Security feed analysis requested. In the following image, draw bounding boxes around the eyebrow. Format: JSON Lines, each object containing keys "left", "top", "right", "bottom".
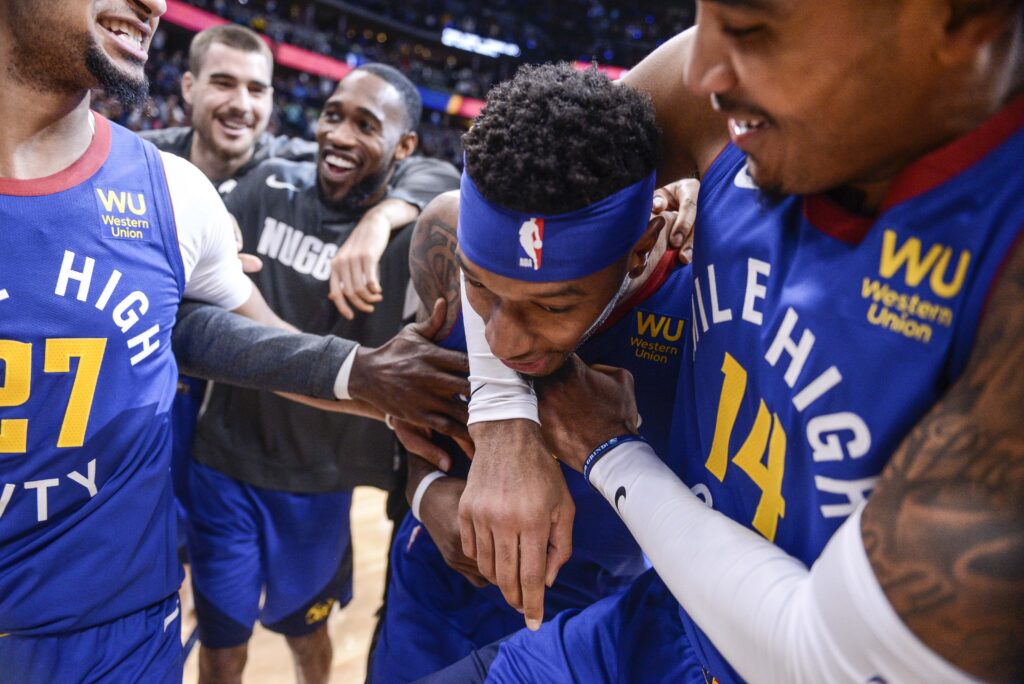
{"left": 322, "top": 100, "right": 385, "bottom": 128}
{"left": 457, "top": 252, "right": 587, "bottom": 298}
{"left": 207, "top": 72, "right": 270, "bottom": 89}
{"left": 356, "top": 106, "right": 384, "bottom": 128}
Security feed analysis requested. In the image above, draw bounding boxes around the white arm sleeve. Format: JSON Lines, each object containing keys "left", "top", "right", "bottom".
{"left": 161, "top": 151, "right": 253, "bottom": 310}
{"left": 460, "top": 271, "right": 539, "bottom": 424}
{"left": 589, "top": 442, "right": 980, "bottom": 684}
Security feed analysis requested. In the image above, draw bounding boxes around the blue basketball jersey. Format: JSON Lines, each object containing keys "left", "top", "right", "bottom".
{"left": 442, "top": 249, "right": 692, "bottom": 586}
{"left": 0, "top": 115, "right": 185, "bottom": 635}
{"left": 673, "top": 97, "right": 1024, "bottom": 681}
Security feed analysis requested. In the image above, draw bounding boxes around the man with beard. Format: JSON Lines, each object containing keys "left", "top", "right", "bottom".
{"left": 367, "top": 63, "right": 695, "bottom": 683}
{"left": 142, "top": 23, "right": 455, "bottom": 318}
{"left": 139, "top": 24, "right": 459, "bottom": 564}
{"left": 185, "top": 63, "right": 459, "bottom": 684}
{"left": 443, "top": 2, "right": 1024, "bottom": 683}
{"left": 0, "top": 2, "right": 467, "bottom": 681}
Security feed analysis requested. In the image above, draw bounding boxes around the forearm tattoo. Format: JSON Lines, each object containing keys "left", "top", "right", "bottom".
{"left": 862, "top": 238, "right": 1024, "bottom": 682}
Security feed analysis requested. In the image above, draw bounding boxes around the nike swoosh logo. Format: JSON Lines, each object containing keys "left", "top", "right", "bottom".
{"left": 614, "top": 486, "right": 627, "bottom": 512}
{"left": 734, "top": 163, "right": 758, "bottom": 190}
{"left": 266, "top": 174, "right": 299, "bottom": 192}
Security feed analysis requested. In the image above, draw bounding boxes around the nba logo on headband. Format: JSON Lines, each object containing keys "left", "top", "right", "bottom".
{"left": 518, "top": 218, "right": 544, "bottom": 270}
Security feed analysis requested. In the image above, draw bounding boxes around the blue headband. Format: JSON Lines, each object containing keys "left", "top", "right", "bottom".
{"left": 457, "top": 168, "right": 656, "bottom": 282}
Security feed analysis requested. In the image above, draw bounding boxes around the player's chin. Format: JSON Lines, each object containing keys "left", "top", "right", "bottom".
{"left": 746, "top": 155, "right": 796, "bottom": 198}
{"left": 212, "top": 131, "right": 256, "bottom": 157}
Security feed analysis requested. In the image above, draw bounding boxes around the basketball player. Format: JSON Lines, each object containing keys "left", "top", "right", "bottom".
{"left": 0, "top": 1, "right": 464, "bottom": 681}
{"left": 366, "top": 63, "right": 697, "bottom": 682}
{"left": 447, "top": 2, "right": 1024, "bottom": 682}
{"left": 185, "top": 64, "right": 458, "bottom": 684}
{"left": 142, "top": 23, "right": 454, "bottom": 318}
{"left": 142, "top": 23, "right": 459, "bottom": 571}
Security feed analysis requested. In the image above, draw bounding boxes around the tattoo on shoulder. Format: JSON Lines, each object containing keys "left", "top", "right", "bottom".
{"left": 862, "top": 236, "right": 1024, "bottom": 682}
{"left": 409, "top": 198, "right": 461, "bottom": 336}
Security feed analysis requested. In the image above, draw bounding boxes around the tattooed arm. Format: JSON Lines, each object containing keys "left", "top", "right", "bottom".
{"left": 408, "top": 190, "right": 463, "bottom": 333}
{"left": 521, "top": 241, "right": 1024, "bottom": 682}
{"left": 862, "top": 237, "right": 1024, "bottom": 681}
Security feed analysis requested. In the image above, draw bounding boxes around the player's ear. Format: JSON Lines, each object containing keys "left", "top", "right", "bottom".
{"left": 937, "top": 0, "right": 1018, "bottom": 66}
{"left": 181, "top": 71, "right": 195, "bottom": 106}
{"left": 393, "top": 131, "right": 419, "bottom": 162}
{"left": 628, "top": 214, "right": 666, "bottom": 278}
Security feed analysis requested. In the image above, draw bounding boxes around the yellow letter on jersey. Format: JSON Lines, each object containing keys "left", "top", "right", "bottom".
{"left": 0, "top": 341, "right": 31, "bottom": 453}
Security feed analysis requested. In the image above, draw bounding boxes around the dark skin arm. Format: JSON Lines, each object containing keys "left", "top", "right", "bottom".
{"left": 534, "top": 239, "right": 1024, "bottom": 681}
{"left": 459, "top": 26, "right": 728, "bottom": 629}
{"left": 621, "top": 27, "right": 729, "bottom": 185}
{"left": 861, "top": 238, "right": 1024, "bottom": 682}
{"left": 407, "top": 193, "right": 575, "bottom": 627}
{"left": 408, "top": 191, "right": 463, "bottom": 338}
{"left": 405, "top": 454, "right": 488, "bottom": 588}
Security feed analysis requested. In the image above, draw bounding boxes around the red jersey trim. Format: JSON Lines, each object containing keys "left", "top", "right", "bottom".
{"left": 804, "top": 94, "right": 1024, "bottom": 244}
{"left": 0, "top": 113, "right": 112, "bottom": 197}
{"left": 596, "top": 247, "right": 681, "bottom": 335}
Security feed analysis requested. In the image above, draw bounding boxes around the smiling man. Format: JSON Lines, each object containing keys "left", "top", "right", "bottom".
{"left": 0, "top": 0, "right": 270, "bottom": 681}
{"left": 142, "top": 24, "right": 451, "bottom": 318}
{"left": 367, "top": 63, "right": 695, "bottom": 683}
{"left": 139, "top": 24, "right": 460, "bottom": 576}
{"left": 447, "top": 2, "right": 1024, "bottom": 682}
{"left": 183, "top": 63, "right": 459, "bottom": 684}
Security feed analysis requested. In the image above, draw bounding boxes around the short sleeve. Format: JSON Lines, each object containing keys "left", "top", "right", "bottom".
{"left": 160, "top": 152, "right": 253, "bottom": 310}
{"left": 387, "top": 156, "right": 461, "bottom": 210}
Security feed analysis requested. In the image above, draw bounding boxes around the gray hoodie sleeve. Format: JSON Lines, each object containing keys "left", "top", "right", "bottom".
{"left": 172, "top": 301, "right": 356, "bottom": 400}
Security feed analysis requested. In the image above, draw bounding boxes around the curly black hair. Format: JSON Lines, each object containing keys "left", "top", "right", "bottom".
{"left": 462, "top": 63, "right": 660, "bottom": 215}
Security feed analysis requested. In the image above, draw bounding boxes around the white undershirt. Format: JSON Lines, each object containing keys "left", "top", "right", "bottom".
{"left": 159, "top": 151, "right": 252, "bottom": 311}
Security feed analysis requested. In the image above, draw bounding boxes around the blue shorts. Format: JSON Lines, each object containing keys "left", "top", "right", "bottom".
{"left": 171, "top": 375, "right": 206, "bottom": 554}
{"left": 370, "top": 512, "right": 639, "bottom": 683}
{"left": 183, "top": 460, "right": 353, "bottom": 649}
{"left": 419, "top": 569, "right": 706, "bottom": 684}
{"left": 0, "top": 594, "right": 182, "bottom": 684}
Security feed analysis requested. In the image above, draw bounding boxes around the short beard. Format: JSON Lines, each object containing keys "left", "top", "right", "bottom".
{"left": 85, "top": 44, "right": 148, "bottom": 108}
{"left": 335, "top": 164, "right": 392, "bottom": 213}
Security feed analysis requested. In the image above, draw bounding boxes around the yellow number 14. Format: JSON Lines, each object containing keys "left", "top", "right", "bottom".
{"left": 706, "top": 352, "right": 787, "bottom": 542}
{"left": 0, "top": 338, "right": 107, "bottom": 453}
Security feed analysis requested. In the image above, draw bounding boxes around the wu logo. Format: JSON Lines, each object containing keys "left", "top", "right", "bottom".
{"left": 95, "top": 189, "right": 147, "bottom": 216}
{"left": 706, "top": 352, "right": 787, "bottom": 541}
{"left": 636, "top": 312, "right": 685, "bottom": 342}
{"left": 879, "top": 229, "right": 971, "bottom": 299}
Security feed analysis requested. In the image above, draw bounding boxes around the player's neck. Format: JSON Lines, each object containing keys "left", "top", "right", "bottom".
{"left": 837, "top": 67, "right": 1024, "bottom": 216}
{"left": 188, "top": 135, "right": 253, "bottom": 182}
{"left": 0, "top": 79, "right": 93, "bottom": 181}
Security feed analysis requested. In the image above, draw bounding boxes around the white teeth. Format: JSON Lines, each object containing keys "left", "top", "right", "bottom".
{"left": 729, "top": 118, "right": 767, "bottom": 137}
{"left": 325, "top": 155, "right": 356, "bottom": 170}
{"left": 99, "top": 18, "right": 143, "bottom": 49}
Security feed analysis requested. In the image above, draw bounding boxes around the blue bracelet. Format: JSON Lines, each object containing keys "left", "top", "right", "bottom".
{"left": 582, "top": 434, "right": 646, "bottom": 487}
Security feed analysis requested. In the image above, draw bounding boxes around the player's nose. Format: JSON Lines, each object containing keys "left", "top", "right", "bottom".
{"left": 685, "top": 22, "right": 738, "bottom": 98}
{"left": 129, "top": 0, "right": 167, "bottom": 21}
{"left": 484, "top": 306, "right": 535, "bottom": 362}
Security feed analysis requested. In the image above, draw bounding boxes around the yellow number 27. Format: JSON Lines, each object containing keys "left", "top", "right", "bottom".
{"left": 0, "top": 338, "right": 107, "bottom": 453}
